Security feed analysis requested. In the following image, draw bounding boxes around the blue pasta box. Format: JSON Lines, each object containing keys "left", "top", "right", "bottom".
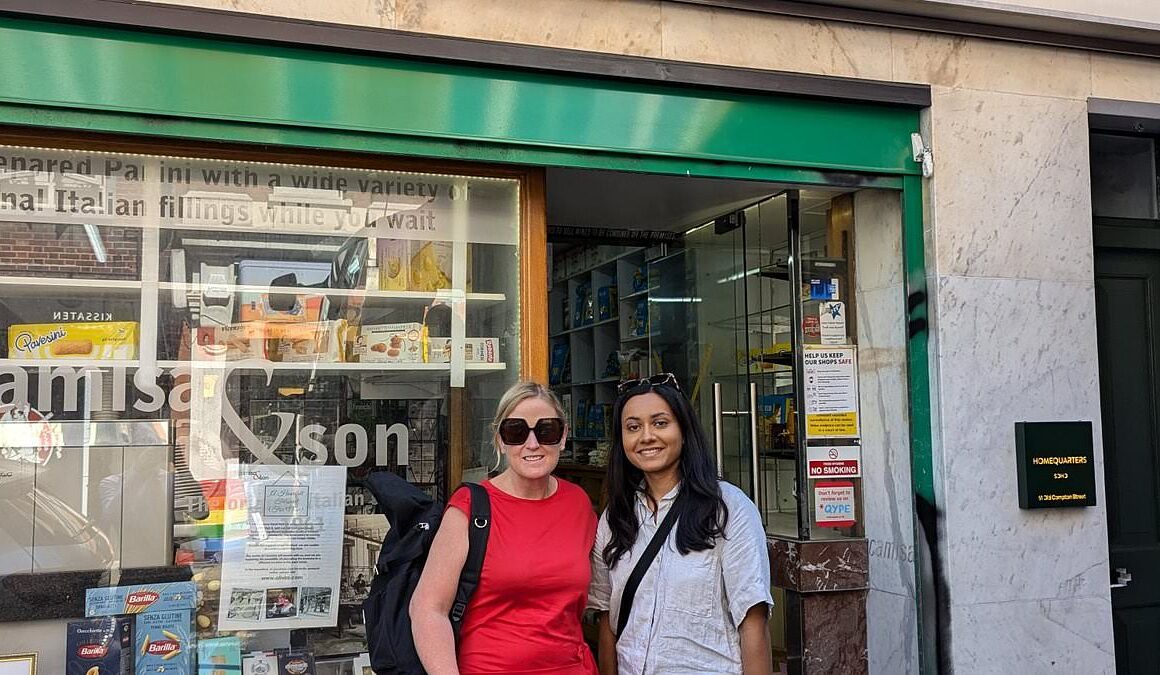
{"left": 596, "top": 286, "right": 617, "bottom": 321}
{"left": 66, "top": 616, "right": 135, "bottom": 675}
{"left": 136, "top": 608, "right": 194, "bottom": 674}
{"left": 86, "top": 582, "right": 197, "bottom": 675}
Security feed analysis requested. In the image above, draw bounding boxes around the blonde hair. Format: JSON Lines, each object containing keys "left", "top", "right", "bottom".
{"left": 490, "top": 381, "right": 567, "bottom": 469}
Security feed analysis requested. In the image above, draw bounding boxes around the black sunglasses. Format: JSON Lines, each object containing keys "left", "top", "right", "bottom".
{"left": 617, "top": 372, "right": 682, "bottom": 396}
{"left": 497, "top": 417, "right": 566, "bottom": 445}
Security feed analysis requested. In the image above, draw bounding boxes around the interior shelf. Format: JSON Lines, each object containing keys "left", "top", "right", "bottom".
{"left": 549, "top": 316, "right": 618, "bottom": 338}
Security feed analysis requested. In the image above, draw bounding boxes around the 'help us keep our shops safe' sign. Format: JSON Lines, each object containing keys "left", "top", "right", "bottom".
{"left": 802, "top": 347, "right": 859, "bottom": 439}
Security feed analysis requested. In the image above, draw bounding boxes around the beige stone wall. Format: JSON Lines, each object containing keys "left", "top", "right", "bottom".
{"left": 918, "top": 0, "right": 1160, "bottom": 27}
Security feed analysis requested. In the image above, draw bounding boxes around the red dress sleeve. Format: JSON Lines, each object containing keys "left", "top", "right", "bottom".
{"left": 446, "top": 485, "right": 472, "bottom": 516}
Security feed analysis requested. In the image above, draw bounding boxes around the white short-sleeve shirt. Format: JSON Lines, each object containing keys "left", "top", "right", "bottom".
{"left": 588, "top": 481, "right": 773, "bottom": 675}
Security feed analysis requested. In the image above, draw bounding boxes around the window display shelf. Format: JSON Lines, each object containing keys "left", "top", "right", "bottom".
{"left": 0, "top": 275, "right": 143, "bottom": 294}
{"left": 157, "top": 360, "right": 507, "bottom": 373}
{"left": 156, "top": 281, "right": 506, "bottom": 304}
{"left": 0, "top": 358, "right": 143, "bottom": 369}
{"left": 0, "top": 358, "right": 506, "bottom": 373}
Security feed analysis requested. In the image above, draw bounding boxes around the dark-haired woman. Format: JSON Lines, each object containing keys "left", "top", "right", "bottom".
{"left": 589, "top": 374, "right": 773, "bottom": 675}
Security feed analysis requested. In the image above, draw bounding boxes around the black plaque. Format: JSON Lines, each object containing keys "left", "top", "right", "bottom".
{"left": 1015, "top": 421, "right": 1096, "bottom": 509}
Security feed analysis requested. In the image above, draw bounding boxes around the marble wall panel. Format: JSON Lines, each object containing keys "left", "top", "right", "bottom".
{"left": 927, "top": 88, "right": 1094, "bottom": 283}
{"left": 853, "top": 190, "right": 904, "bottom": 292}
{"left": 867, "top": 589, "right": 920, "bottom": 675}
{"left": 949, "top": 596, "right": 1115, "bottom": 674}
{"left": 932, "top": 275, "right": 1110, "bottom": 606}
{"left": 395, "top": 0, "right": 663, "bottom": 57}
{"left": 892, "top": 31, "right": 1091, "bottom": 99}
{"left": 857, "top": 285, "right": 914, "bottom": 599}
{"left": 148, "top": 0, "right": 394, "bottom": 28}
{"left": 1091, "top": 53, "right": 1160, "bottom": 105}
{"left": 659, "top": 3, "right": 893, "bottom": 80}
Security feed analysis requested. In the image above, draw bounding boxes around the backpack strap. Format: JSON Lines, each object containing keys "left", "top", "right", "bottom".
{"left": 615, "top": 497, "right": 682, "bottom": 640}
{"left": 450, "top": 482, "right": 491, "bottom": 635}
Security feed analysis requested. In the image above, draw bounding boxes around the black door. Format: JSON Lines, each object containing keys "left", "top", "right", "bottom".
{"left": 1096, "top": 247, "right": 1160, "bottom": 674}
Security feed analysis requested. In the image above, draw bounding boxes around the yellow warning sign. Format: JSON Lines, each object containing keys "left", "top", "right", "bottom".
{"left": 806, "top": 412, "right": 859, "bottom": 438}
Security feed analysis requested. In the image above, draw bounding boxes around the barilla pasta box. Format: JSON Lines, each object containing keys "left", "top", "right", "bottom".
{"left": 9, "top": 321, "right": 138, "bottom": 360}
{"left": 86, "top": 582, "right": 197, "bottom": 675}
{"left": 136, "top": 609, "right": 194, "bottom": 674}
{"left": 66, "top": 616, "right": 135, "bottom": 675}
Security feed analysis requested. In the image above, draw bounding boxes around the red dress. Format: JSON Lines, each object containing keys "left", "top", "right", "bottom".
{"left": 447, "top": 478, "right": 599, "bottom": 675}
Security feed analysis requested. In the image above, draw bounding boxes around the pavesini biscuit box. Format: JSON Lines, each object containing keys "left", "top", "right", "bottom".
{"left": 8, "top": 321, "right": 139, "bottom": 359}
{"left": 66, "top": 616, "right": 135, "bottom": 675}
{"left": 86, "top": 582, "right": 197, "bottom": 675}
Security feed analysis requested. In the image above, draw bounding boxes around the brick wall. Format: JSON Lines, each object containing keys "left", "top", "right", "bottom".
{"left": 0, "top": 222, "right": 142, "bottom": 279}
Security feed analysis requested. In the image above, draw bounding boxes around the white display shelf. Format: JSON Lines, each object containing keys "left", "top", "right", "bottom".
{"left": 0, "top": 275, "right": 143, "bottom": 294}
{"left": 155, "top": 281, "right": 505, "bottom": 304}
{"left": 0, "top": 358, "right": 506, "bottom": 373}
{"left": 157, "top": 360, "right": 507, "bottom": 373}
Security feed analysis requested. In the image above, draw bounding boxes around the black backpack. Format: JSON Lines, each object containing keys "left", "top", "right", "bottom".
{"left": 363, "top": 471, "right": 491, "bottom": 675}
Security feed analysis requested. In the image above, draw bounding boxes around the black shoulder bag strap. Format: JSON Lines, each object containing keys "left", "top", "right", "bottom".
{"left": 450, "top": 482, "right": 491, "bottom": 636}
{"left": 615, "top": 498, "right": 682, "bottom": 639}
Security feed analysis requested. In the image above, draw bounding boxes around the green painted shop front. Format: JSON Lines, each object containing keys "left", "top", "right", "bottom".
{"left": 0, "top": 15, "right": 934, "bottom": 674}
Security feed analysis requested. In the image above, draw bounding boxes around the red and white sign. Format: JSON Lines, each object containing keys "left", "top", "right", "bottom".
{"left": 807, "top": 444, "right": 862, "bottom": 478}
{"left": 814, "top": 480, "right": 856, "bottom": 528}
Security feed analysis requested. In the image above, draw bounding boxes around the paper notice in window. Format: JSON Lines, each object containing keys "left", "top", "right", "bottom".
{"left": 802, "top": 346, "right": 859, "bottom": 438}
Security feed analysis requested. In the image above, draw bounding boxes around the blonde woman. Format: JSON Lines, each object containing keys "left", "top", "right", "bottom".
{"left": 411, "top": 381, "right": 599, "bottom": 675}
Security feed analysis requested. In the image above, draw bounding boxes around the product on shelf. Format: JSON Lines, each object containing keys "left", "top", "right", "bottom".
{"left": 575, "top": 400, "right": 589, "bottom": 437}
{"left": 630, "top": 298, "right": 648, "bottom": 337}
{"left": 268, "top": 320, "right": 350, "bottom": 363}
{"left": 631, "top": 264, "right": 649, "bottom": 293}
{"left": 425, "top": 337, "right": 499, "bottom": 364}
{"left": 352, "top": 322, "right": 424, "bottom": 363}
{"left": 377, "top": 239, "right": 410, "bottom": 291}
{"left": 199, "top": 262, "right": 236, "bottom": 328}
{"left": 8, "top": 321, "right": 139, "bottom": 359}
{"left": 67, "top": 616, "right": 135, "bottom": 675}
{"left": 197, "top": 636, "right": 242, "bottom": 674}
{"left": 410, "top": 241, "right": 452, "bottom": 292}
{"left": 277, "top": 650, "right": 318, "bottom": 675}
{"left": 194, "top": 323, "right": 269, "bottom": 361}
{"left": 237, "top": 259, "right": 332, "bottom": 323}
{"left": 85, "top": 582, "right": 197, "bottom": 675}
{"left": 597, "top": 285, "right": 617, "bottom": 321}
{"left": 549, "top": 342, "right": 570, "bottom": 385}
{"left": 587, "top": 404, "right": 605, "bottom": 440}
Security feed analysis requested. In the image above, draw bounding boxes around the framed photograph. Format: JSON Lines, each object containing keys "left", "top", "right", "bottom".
{"left": 0, "top": 653, "right": 36, "bottom": 675}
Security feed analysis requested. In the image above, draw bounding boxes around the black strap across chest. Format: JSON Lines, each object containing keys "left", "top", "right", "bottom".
{"left": 615, "top": 498, "right": 682, "bottom": 639}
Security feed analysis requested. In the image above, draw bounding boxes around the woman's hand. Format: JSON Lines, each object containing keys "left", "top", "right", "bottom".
{"left": 410, "top": 507, "right": 470, "bottom": 675}
{"left": 739, "top": 602, "right": 772, "bottom": 675}
{"left": 596, "top": 611, "right": 617, "bottom": 675}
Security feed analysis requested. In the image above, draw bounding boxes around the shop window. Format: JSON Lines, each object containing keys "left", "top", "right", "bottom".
{"left": 0, "top": 142, "right": 523, "bottom": 661}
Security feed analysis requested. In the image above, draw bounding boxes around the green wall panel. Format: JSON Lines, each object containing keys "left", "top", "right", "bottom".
{"left": 0, "top": 18, "right": 919, "bottom": 176}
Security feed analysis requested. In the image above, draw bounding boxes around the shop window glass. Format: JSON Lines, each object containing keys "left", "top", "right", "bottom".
{"left": 1091, "top": 133, "right": 1158, "bottom": 220}
{"left": 0, "top": 143, "right": 521, "bottom": 659}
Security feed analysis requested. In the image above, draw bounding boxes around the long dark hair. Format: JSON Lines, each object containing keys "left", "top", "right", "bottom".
{"left": 602, "top": 382, "right": 729, "bottom": 568}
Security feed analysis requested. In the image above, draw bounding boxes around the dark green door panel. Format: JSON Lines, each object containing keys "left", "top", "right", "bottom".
{"left": 1095, "top": 249, "right": 1160, "bottom": 674}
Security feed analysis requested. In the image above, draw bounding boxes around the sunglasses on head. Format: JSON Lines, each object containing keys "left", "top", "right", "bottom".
{"left": 617, "top": 372, "right": 682, "bottom": 396}
{"left": 497, "top": 417, "right": 566, "bottom": 445}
